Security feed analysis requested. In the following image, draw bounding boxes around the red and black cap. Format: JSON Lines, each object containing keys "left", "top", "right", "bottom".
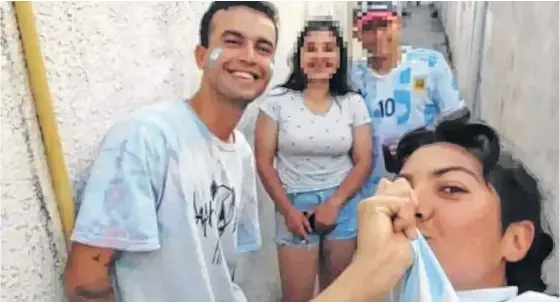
{"left": 355, "top": 1, "right": 398, "bottom": 29}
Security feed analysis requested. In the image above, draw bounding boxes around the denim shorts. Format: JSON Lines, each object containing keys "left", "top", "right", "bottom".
{"left": 275, "top": 187, "right": 362, "bottom": 247}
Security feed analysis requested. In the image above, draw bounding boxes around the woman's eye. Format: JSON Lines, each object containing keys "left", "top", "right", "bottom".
{"left": 441, "top": 186, "right": 467, "bottom": 194}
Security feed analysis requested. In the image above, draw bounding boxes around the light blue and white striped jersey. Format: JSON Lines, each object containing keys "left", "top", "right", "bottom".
{"left": 386, "top": 232, "right": 558, "bottom": 302}
{"left": 350, "top": 46, "right": 465, "bottom": 196}
{"left": 72, "top": 100, "right": 261, "bottom": 302}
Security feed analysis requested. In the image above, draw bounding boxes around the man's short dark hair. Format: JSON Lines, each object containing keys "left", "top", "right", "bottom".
{"left": 199, "top": 1, "right": 279, "bottom": 48}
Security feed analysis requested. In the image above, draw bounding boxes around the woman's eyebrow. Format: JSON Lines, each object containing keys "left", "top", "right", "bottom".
{"left": 397, "top": 166, "right": 481, "bottom": 184}
{"left": 432, "top": 166, "right": 481, "bottom": 182}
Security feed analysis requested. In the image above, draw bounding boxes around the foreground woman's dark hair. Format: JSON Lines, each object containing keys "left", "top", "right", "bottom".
{"left": 391, "top": 121, "right": 555, "bottom": 294}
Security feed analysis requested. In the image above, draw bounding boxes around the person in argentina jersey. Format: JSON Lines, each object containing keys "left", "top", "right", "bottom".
{"left": 63, "top": 2, "right": 278, "bottom": 302}
{"left": 349, "top": 1, "right": 468, "bottom": 196}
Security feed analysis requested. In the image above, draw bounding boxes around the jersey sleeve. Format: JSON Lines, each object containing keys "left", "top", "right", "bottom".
{"left": 71, "top": 120, "right": 168, "bottom": 252}
{"left": 235, "top": 137, "right": 262, "bottom": 253}
{"left": 348, "top": 60, "right": 367, "bottom": 94}
{"left": 348, "top": 93, "right": 372, "bottom": 126}
{"left": 432, "top": 52, "right": 466, "bottom": 114}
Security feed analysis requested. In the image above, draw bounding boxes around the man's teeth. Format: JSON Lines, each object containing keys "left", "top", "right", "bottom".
{"left": 231, "top": 71, "right": 254, "bottom": 80}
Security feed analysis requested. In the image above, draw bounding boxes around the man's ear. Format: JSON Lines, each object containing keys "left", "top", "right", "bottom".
{"left": 501, "top": 220, "right": 535, "bottom": 263}
{"left": 195, "top": 44, "right": 207, "bottom": 70}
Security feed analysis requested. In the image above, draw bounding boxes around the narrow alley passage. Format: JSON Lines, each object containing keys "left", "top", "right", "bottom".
{"left": 238, "top": 5, "right": 464, "bottom": 302}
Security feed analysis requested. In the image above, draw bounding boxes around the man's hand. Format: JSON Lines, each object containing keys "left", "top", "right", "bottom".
{"left": 355, "top": 178, "right": 417, "bottom": 270}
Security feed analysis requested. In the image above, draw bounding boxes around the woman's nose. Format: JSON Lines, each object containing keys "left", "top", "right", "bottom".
{"left": 414, "top": 186, "right": 435, "bottom": 223}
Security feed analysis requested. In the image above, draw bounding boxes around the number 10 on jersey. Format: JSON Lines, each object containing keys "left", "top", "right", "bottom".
{"left": 377, "top": 98, "right": 396, "bottom": 118}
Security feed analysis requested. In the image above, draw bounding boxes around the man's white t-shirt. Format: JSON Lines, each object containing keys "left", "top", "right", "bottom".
{"left": 72, "top": 100, "right": 261, "bottom": 302}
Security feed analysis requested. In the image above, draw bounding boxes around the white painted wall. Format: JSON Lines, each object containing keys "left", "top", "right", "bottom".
{"left": 438, "top": 2, "right": 559, "bottom": 294}
{"left": 1, "top": 2, "right": 350, "bottom": 301}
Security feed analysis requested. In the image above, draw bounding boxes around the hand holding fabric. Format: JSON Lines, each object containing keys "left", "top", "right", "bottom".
{"left": 355, "top": 178, "right": 417, "bottom": 270}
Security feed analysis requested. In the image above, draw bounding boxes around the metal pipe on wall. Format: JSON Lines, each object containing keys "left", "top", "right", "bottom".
{"left": 13, "top": 1, "right": 74, "bottom": 244}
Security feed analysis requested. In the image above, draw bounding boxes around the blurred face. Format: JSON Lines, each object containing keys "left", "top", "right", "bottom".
{"left": 358, "top": 17, "right": 400, "bottom": 59}
{"left": 300, "top": 30, "right": 340, "bottom": 81}
{"left": 398, "top": 143, "right": 533, "bottom": 290}
{"left": 195, "top": 6, "right": 276, "bottom": 105}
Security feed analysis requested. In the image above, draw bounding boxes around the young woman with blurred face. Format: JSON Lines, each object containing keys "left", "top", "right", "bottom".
{"left": 255, "top": 19, "right": 373, "bottom": 302}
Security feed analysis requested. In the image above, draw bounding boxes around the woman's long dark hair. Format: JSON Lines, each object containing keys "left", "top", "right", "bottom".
{"left": 276, "top": 18, "right": 356, "bottom": 96}
{"left": 392, "top": 121, "right": 555, "bottom": 294}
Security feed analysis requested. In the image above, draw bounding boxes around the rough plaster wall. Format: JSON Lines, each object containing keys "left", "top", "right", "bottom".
{"left": 439, "top": 2, "right": 559, "bottom": 294}
{"left": 1, "top": 2, "right": 349, "bottom": 301}
{"left": 437, "top": 1, "right": 484, "bottom": 110}
{"left": 1, "top": 2, "right": 68, "bottom": 301}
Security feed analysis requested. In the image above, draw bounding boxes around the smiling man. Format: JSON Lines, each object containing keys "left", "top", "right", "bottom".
{"left": 63, "top": 2, "right": 278, "bottom": 302}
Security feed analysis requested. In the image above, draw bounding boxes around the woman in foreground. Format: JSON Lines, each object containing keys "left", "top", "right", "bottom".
{"left": 313, "top": 120, "right": 556, "bottom": 302}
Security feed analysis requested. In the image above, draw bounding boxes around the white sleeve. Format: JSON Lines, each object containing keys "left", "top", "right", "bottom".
{"left": 431, "top": 51, "right": 465, "bottom": 115}
{"left": 259, "top": 88, "right": 287, "bottom": 122}
{"left": 347, "top": 93, "right": 372, "bottom": 126}
{"left": 235, "top": 136, "right": 261, "bottom": 253}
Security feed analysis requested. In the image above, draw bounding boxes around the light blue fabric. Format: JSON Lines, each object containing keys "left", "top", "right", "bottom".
{"left": 387, "top": 232, "right": 558, "bottom": 302}
{"left": 385, "top": 231, "right": 459, "bottom": 302}
{"left": 72, "top": 100, "right": 261, "bottom": 302}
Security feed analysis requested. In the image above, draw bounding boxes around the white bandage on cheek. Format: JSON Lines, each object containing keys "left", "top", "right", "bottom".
{"left": 208, "top": 47, "right": 222, "bottom": 67}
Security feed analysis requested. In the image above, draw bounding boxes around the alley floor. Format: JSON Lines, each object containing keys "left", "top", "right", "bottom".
{"left": 401, "top": 4, "right": 450, "bottom": 56}
{"left": 236, "top": 4, "right": 455, "bottom": 302}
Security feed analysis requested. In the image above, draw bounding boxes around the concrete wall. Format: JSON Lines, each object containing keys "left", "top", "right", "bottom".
{"left": 438, "top": 1, "right": 559, "bottom": 294}
{"left": 0, "top": 2, "right": 350, "bottom": 301}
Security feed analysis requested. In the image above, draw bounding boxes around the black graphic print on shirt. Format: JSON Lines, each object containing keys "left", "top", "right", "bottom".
{"left": 193, "top": 179, "right": 236, "bottom": 265}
